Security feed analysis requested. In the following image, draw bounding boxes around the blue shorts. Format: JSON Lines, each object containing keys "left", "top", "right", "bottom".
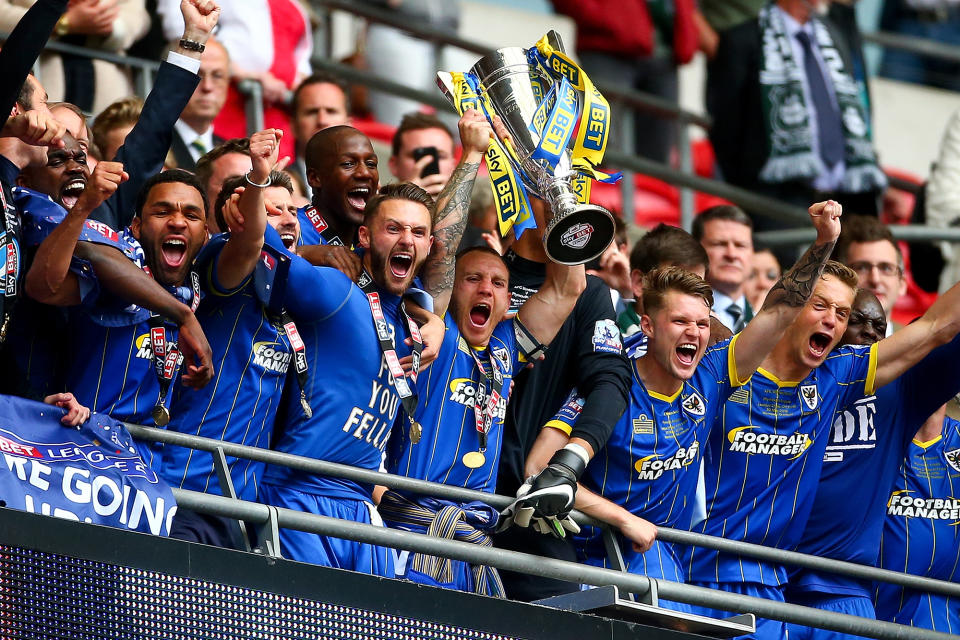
{"left": 258, "top": 484, "right": 395, "bottom": 578}
{"left": 581, "top": 539, "right": 692, "bottom": 613}
{"left": 687, "top": 581, "right": 786, "bottom": 640}
{"left": 785, "top": 592, "right": 875, "bottom": 640}
{"left": 876, "top": 588, "right": 960, "bottom": 634}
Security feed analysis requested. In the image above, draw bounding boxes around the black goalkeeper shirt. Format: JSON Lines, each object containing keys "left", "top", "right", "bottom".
{"left": 497, "top": 251, "right": 631, "bottom": 496}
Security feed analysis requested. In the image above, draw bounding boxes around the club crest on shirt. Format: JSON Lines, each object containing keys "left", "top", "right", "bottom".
{"left": 492, "top": 346, "right": 511, "bottom": 375}
{"left": 800, "top": 384, "right": 819, "bottom": 411}
{"left": 945, "top": 448, "right": 960, "bottom": 474}
{"left": 681, "top": 392, "right": 706, "bottom": 417}
{"left": 633, "top": 414, "right": 654, "bottom": 435}
{"left": 592, "top": 319, "right": 622, "bottom": 354}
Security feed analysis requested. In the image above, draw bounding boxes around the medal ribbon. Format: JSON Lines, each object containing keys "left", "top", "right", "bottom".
{"left": 146, "top": 269, "right": 199, "bottom": 423}
{"left": 303, "top": 205, "right": 346, "bottom": 247}
{"left": 280, "top": 312, "right": 313, "bottom": 419}
{"left": 468, "top": 348, "right": 502, "bottom": 454}
{"left": 0, "top": 182, "right": 21, "bottom": 342}
{"left": 357, "top": 268, "right": 424, "bottom": 424}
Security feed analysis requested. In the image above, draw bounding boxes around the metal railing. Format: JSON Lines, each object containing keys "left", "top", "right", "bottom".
{"left": 123, "top": 422, "right": 960, "bottom": 640}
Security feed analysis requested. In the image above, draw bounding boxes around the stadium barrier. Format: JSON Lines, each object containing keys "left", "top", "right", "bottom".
{"left": 122, "top": 422, "right": 960, "bottom": 640}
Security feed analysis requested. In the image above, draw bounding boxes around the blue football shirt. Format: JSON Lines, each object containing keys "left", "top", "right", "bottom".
{"left": 159, "top": 231, "right": 295, "bottom": 501}
{"left": 683, "top": 343, "right": 878, "bottom": 587}
{"left": 575, "top": 336, "right": 745, "bottom": 579}
{"left": 387, "top": 315, "right": 523, "bottom": 493}
{"left": 875, "top": 416, "right": 960, "bottom": 631}
{"left": 791, "top": 334, "right": 960, "bottom": 598}
{"left": 260, "top": 262, "right": 413, "bottom": 502}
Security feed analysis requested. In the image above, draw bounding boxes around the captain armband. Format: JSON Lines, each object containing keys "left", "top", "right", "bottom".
{"left": 514, "top": 316, "right": 547, "bottom": 362}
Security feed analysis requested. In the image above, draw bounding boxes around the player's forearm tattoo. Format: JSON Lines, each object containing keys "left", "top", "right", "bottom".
{"left": 763, "top": 240, "right": 835, "bottom": 309}
{"left": 424, "top": 161, "right": 480, "bottom": 298}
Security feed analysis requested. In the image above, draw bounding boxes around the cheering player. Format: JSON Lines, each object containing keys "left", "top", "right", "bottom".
{"left": 377, "top": 109, "right": 587, "bottom": 596}
{"left": 786, "top": 288, "right": 960, "bottom": 640}
{"left": 25, "top": 166, "right": 213, "bottom": 431}
{"left": 682, "top": 222, "right": 960, "bottom": 639}
{"left": 553, "top": 202, "right": 842, "bottom": 609}
{"left": 158, "top": 129, "right": 304, "bottom": 545}
{"left": 258, "top": 181, "right": 443, "bottom": 577}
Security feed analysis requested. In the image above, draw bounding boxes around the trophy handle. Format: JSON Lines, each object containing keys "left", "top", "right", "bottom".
{"left": 545, "top": 30, "right": 566, "bottom": 54}
{"left": 436, "top": 71, "right": 457, "bottom": 107}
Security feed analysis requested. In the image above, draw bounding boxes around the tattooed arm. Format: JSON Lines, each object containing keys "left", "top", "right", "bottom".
{"left": 421, "top": 109, "right": 492, "bottom": 317}
{"left": 733, "top": 200, "right": 842, "bottom": 381}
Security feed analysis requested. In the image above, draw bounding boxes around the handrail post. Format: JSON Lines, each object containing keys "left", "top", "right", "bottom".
{"left": 134, "top": 65, "right": 153, "bottom": 101}
{"left": 238, "top": 79, "right": 265, "bottom": 135}
{"left": 677, "top": 120, "right": 695, "bottom": 232}
{"left": 618, "top": 101, "right": 636, "bottom": 233}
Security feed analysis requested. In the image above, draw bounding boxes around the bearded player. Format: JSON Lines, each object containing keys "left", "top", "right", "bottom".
{"left": 258, "top": 182, "right": 443, "bottom": 577}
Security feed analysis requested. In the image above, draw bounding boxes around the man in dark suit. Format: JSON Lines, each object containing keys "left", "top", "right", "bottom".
{"left": 169, "top": 37, "right": 229, "bottom": 172}
{"left": 87, "top": 1, "right": 216, "bottom": 232}
{"left": 706, "top": 0, "right": 886, "bottom": 232}
{"left": 693, "top": 205, "right": 755, "bottom": 332}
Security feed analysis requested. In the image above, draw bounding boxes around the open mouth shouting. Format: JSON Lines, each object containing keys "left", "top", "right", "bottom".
{"left": 278, "top": 230, "right": 297, "bottom": 250}
{"left": 161, "top": 236, "right": 188, "bottom": 271}
{"left": 345, "top": 186, "right": 372, "bottom": 214}
{"left": 389, "top": 251, "right": 413, "bottom": 279}
{"left": 808, "top": 331, "right": 832, "bottom": 359}
{"left": 676, "top": 342, "right": 698, "bottom": 366}
{"left": 469, "top": 302, "right": 491, "bottom": 329}
{"left": 60, "top": 176, "right": 87, "bottom": 210}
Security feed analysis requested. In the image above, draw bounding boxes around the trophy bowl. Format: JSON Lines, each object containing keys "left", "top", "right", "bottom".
{"left": 440, "top": 44, "right": 616, "bottom": 265}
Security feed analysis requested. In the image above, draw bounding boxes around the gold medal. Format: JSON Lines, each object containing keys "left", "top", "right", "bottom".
{"left": 151, "top": 404, "right": 170, "bottom": 427}
{"left": 462, "top": 451, "right": 486, "bottom": 469}
{"left": 410, "top": 421, "right": 422, "bottom": 444}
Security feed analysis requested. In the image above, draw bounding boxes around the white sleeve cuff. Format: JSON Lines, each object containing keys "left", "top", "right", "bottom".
{"left": 166, "top": 50, "right": 201, "bottom": 75}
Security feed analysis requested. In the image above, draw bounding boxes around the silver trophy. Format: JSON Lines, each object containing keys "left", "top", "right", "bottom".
{"left": 437, "top": 32, "right": 615, "bottom": 265}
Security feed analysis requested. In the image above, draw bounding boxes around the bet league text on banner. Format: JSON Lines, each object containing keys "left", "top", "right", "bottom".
{"left": 0, "top": 395, "right": 176, "bottom": 536}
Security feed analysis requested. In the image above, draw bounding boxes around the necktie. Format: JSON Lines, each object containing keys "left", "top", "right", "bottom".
{"left": 726, "top": 302, "right": 744, "bottom": 333}
{"left": 795, "top": 30, "right": 845, "bottom": 167}
{"left": 190, "top": 138, "right": 208, "bottom": 156}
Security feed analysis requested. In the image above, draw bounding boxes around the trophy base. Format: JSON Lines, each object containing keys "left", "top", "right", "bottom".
{"left": 543, "top": 205, "right": 616, "bottom": 265}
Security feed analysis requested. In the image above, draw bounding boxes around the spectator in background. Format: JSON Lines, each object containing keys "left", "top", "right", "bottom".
{"left": 833, "top": 215, "right": 906, "bottom": 335}
{"left": 157, "top": 0, "right": 312, "bottom": 161}
{"left": 194, "top": 137, "right": 250, "bottom": 234}
{"left": 290, "top": 72, "right": 351, "bottom": 199}
{"left": 879, "top": 0, "right": 960, "bottom": 93}
{"left": 551, "top": 0, "right": 697, "bottom": 164}
{"left": 693, "top": 205, "right": 755, "bottom": 333}
{"left": 388, "top": 112, "right": 456, "bottom": 199}
{"left": 695, "top": 0, "right": 763, "bottom": 58}
{"left": 169, "top": 37, "right": 229, "bottom": 171}
{"left": 0, "top": 0, "right": 150, "bottom": 114}
{"left": 357, "top": 0, "right": 462, "bottom": 126}
{"left": 706, "top": 0, "right": 886, "bottom": 231}
{"left": 925, "top": 108, "right": 960, "bottom": 293}
{"left": 92, "top": 96, "right": 143, "bottom": 161}
{"left": 746, "top": 247, "right": 781, "bottom": 311}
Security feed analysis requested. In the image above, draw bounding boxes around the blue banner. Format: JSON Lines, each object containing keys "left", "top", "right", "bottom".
{"left": 0, "top": 395, "right": 176, "bottom": 536}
